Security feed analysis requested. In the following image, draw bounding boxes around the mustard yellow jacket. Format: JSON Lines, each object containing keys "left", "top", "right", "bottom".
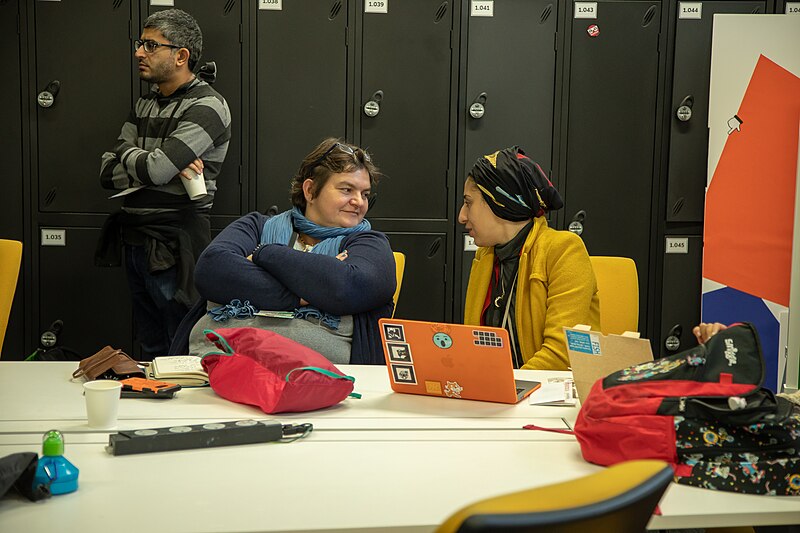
{"left": 464, "top": 217, "right": 600, "bottom": 370}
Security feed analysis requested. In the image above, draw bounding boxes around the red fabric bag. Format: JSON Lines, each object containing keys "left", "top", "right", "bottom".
{"left": 201, "top": 327, "right": 357, "bottom": 414}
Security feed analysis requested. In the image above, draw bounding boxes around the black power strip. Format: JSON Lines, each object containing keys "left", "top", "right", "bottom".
{"left": 106, "top": 420, "right": 285, "bottom": 456}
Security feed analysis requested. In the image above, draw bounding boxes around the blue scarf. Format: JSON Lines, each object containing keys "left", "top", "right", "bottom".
{"left": 258, "top": 207, "right": 371, "bottom": 328}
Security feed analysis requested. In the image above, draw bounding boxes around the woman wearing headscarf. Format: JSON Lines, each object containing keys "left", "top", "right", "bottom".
{"left": 459, "top": 146, "right": 600, "bottom": 370}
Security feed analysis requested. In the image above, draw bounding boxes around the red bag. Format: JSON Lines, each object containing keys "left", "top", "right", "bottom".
{"left": 201, "top": 327, "right": 357, "bottom": 414}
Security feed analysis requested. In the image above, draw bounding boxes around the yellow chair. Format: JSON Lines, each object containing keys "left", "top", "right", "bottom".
{"left": 437, "top": 460, "right": 673, "bottom": 533}
{"left": 391, "top": 252, "right": 405, "bottom": 318}
{"left": 0, "top": 239, "right": 23, "bottom": 356}
{"left": 589, "top": 256, "right": 639, "bottom": 335}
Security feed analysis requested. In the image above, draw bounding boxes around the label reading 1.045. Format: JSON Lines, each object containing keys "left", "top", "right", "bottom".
{"left": 666, "top": 237, "right": 688, "bottom": 254}
{"left": 679, "top": 2, "right": 702, "bottom": 19}
{"left": 365, "top": 0, "right": 388, "bottom": 13}
{"left": 41, "top": 229, "right": 66, "bottom": 247}
{"left": 574, "top": 2, "right": 597, "bottom": 19}
{"left": 471, "top": 0, "right": 494, "bottom": 17}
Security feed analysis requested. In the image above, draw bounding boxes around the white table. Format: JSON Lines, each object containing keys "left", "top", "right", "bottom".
{"left": 1, "top": 362, "right": 799, "bottom": 531}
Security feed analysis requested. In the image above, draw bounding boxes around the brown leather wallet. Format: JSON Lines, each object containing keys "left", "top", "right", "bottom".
{"left": 72, "top": 346, "right": 145, "bottom": 381}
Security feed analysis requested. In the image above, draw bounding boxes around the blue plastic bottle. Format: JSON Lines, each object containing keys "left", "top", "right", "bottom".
{"left": 32, "top": 430, "right": 79, "bottom": 495}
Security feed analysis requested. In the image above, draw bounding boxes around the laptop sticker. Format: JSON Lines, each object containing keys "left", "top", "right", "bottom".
{"left": 566, "top": 330, "right": 602, "bottom": 355}
{"left": 444, "top": 381, "right": 463, "bottom": 398}
{"left": 425, "top": 381, "right": 443, "bottom": 395}
{"left": 432, "top": 333, "right": 453, "bottom": 349}
{"left": 383, "top": 323, "right": 405, "bottom": 342}
{"left": 387, "top": 343, "right": 413, "bottom": 363}
{"left": 472, "top": 330, "right": 503, "bottom": 347}
{"left": 391, "top": 364, "right": 417, "bottom": 384}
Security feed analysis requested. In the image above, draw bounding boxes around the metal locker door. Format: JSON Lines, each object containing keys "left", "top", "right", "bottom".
{"left": 383, "top": 233, "right": 448, "bottom": 322}
{"left": 149, "top": 0, "right": 245, "bottom": 217}
{"left": 1, "top": 0, "right": 25, "bottom": 359}
{"left": 38, "top": 227, "right": 133, "bottom": 356}
{"left": 464, "top": 0, "right": 558, "bottom": 175}
{"left": 666, "top": 1, "right": 765, "bottom": 222}
{"left": 255, "top": 0, "right": 349, "bottom": 213}
{"left": 359, "top": 0, "right": 453, "bottom": 220}
{"left": 659, "top": 235, "right": 702, "bottom": 356}
{"left": 562, "top": 1, "right": 661, "bottom": 330}
{"left": 34, "top": 1, "right": 133, "bottom": 214}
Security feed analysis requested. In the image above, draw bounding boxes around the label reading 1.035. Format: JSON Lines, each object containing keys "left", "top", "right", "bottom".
{"left": 679, "top": 2, "right": 702, "bottom": 19}
{"left": 574, "top": 2, "right": 597, "bottom": 19}
{"left": 471, "top": 0, "right": 494, "bottom": 17}
{"left": 365, "top": 0, "right": 388, "bottom": 13}
{"left": 41, "top": 229, "right": 66, "bottom": 247}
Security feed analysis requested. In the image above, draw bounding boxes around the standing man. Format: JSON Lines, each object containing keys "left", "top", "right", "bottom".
{"left": 99, "top": 9, "right": 231, "bottom": 360}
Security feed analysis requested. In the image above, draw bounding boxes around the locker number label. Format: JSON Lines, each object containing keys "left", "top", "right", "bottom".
{"left": 464, "top": 235, "right": 478, "bottom": 252}
{"left": 41, "top": 229, "right": 66, "bottom": 247}
{"left": 574, "top": 2, "right": 597, "bottom": 19}
{"left": 471, "top": 1, "right": 494, "bottom": 17}
{"left": 365, "top": 0, "right": 388, "bottom": 14}
{"left": 150, "top": 0, "right": 175, "bottom": 6}
{"left": 786, "top": 2, "right": 800, "bottom": 14}
{"left": 259, "top": 0, "right": 282, "bottom": 10}
{"left": 666, "top": 237, "right": 688, "bottom": 254}
{"left": 678, "top": 2, "right": 702, "bottom": 19}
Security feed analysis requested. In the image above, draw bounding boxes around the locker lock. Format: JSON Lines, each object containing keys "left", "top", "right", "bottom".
{"left": 469, "top": 92, "right": 487, "bottom": 119}
{"left": 363, "top": 90, "right": 383, "bottom": 118}
{"left": 676, "top": 95, "right": 694, "bottom": 122}
{"left": 568, "top": 210, "right": 586, "bottom": 236}
{"left": 37, "top": 80, "right": 61, "bottom": 109}
{"left": 665, "top": 324, "right": 683, "bottom": 352}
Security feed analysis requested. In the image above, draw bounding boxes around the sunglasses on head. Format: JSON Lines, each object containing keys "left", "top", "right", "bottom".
{"left": 313, "top": 142, "right": 371, "bottom": 168}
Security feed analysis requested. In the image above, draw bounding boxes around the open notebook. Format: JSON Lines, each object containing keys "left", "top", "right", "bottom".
{"left": 378, "top": 318, "right": 540, "bottom": 404}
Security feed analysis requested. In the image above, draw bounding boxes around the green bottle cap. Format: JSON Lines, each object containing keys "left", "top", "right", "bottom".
{"left": 42, "top": 430, "right": 64, "bottom": 456}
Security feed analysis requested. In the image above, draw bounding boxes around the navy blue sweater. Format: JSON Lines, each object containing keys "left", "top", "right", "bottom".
{"left": 172, "top": 212, "right": 395, "bottom": 364}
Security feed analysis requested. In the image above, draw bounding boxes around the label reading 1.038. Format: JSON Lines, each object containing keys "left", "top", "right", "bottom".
{"left": 679, "top": 2, "right": 702, "bottom": 19}
{"left": 365, "top": 0, "right": 388, "bottom": 13}
{"left": 574, "top": 2, "right": 597, "bottom": 19}
{"left": 259, "top": 0, "right": 282, "bottom": 10}
{"left": 41, "top": 229, "right": 66, "bottom": 247}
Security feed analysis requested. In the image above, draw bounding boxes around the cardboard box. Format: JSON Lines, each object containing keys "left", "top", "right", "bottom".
{"left": 564, "top": 325, "right": 654, "bottom": 402}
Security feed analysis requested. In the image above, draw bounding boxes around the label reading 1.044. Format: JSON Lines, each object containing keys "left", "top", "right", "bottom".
{"left": 471, "top": 0, "right": 494, "bottom": 17}
{"left": 365, "top": 0, "right": 388, "bottom": 13}
{"left": 679, "top": 2, "right": 702, "bottom": 19}
{"left": 41, "top": 229, "right": 66, "bottom": 247}
{"left": 574, "top": 2, "right": 597, "bottom": 19}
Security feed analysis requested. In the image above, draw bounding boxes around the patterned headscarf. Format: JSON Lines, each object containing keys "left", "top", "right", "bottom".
{"left": 469, "top": 146, "right": 563, "bottom": 222}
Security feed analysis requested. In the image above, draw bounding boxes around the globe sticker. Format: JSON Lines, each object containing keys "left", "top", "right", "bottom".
{"left": 432, "top": 332, "right": 453, "bottom": 349}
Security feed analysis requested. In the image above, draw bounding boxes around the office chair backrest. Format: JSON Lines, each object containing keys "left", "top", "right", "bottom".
{"left": 589, "top": 256, "right": 639, "bottom": 335}
{"left": 392, "top": 252, "right": 405, "bottom": 318}
{"left": 0, "top": 239, "right": 23, "bottom": 357}
{"left": 437, "top": 459, "right": 673, "bottom": 533}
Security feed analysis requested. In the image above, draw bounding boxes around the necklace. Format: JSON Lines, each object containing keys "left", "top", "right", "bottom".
{"left": 494, "top": 275, "right": 506, "bottom": 308}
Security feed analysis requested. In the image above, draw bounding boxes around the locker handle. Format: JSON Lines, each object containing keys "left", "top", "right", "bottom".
{"left": 37, "top": 80, "right": 61, "bottom": 109}
{"left": 568, "top": 210, "right": 585, "bottom": 236}
{"left": 665, "top": 324, "right": 683, "bottom": 352}
{"left": 266, "top": 205, "right": 279, "bottom": 216}
{"left": 469, "top": 92, "right": 487, "bottom": 119}
{"left": 363, "top": 90, "right": 383, "bottom": 117}
{"left": 676, "top": 95, "right": 693, "bottom": 122}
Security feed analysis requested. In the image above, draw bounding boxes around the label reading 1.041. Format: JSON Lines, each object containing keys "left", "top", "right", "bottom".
{"left": 574, "top": 2, "right": 597, "bottom": 19}
{"left": 41, "top": 229, "right": 66, "bottom": 247}
{"left": 786, "top": 2, "right": 800, "bottom": 14}
{"left": 365, "top": 0, "right": 388, "bottom": 13}
{"left": 679, "top": 2, "right": 702, "bottom": 19}
{"left": 471, "top": 0, "right": 494, "bottom": 17}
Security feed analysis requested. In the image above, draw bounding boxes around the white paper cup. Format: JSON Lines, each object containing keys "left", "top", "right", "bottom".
{"left": 83, "top": 380, "right": 123, "bottom": 429}
{"left": 182, "top": 168, "right": 207, "bottom": 200}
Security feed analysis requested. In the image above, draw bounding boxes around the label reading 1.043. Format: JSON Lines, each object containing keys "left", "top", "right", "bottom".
{"left": 41, "top": 229, "right": 66, "bottom": 247}
{"left": 471, "top": 0, "right": 494, "bottom": 17}
{"left": 679, "top": 2, "right": 702, "bottom": 19}
{"left": 786, "top": 2, "right": 800, "bottom": 14}
{"left": 574, "top": 2, "right": 597, "bottom": 19}
{"left": 365, "top": 0, "right": 388, "bottom": 13}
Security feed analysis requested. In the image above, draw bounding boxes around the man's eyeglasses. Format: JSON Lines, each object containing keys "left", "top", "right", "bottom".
{"left": 134, "top": 39, "right": 184, "bottom": 54}
{"left": 313, "top": 142, "right": 371, "bottom": 168}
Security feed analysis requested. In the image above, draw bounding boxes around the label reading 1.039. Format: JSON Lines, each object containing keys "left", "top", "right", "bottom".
{"left": 679, "top": 2, "right": 702, "bottom": 19}
{"left": 471, "top": 0, "right": 494, "bottom": 17}
{"left": 41, "top": 229, "right": 66, "bottom": 247}
{"left": 574, "top": 2, "right": 597, "bottom": 19}
{"left": 365, "top": 0, "right": 388, "bottom": 13}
